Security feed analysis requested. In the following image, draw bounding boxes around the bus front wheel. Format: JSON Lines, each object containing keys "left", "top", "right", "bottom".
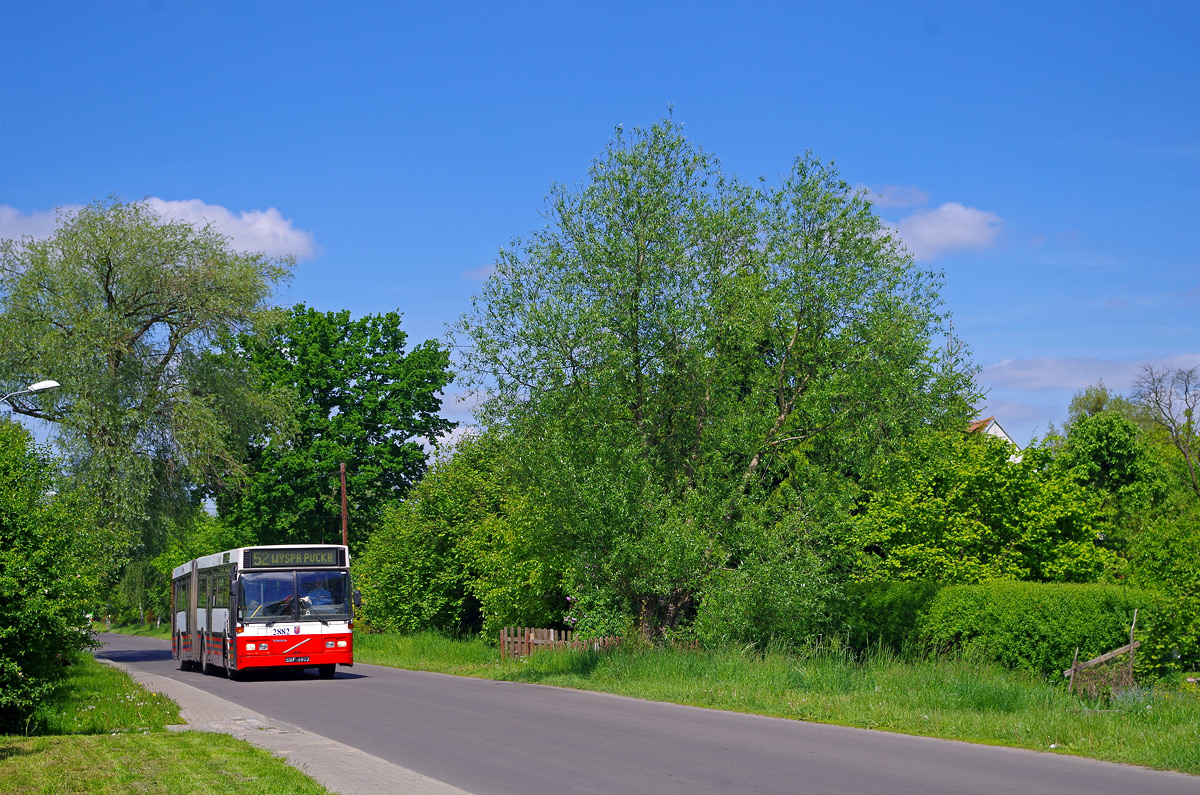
{"left": 317, "top": 664, "right": 336, "bottom": 679}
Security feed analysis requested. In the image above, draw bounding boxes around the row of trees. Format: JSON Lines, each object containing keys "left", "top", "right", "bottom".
{"left": 360, "top": 119, "right": 969, "bottom": 640}
{"left": 0, "top": 200, "right": 455, "bottom": 550}
{"left": 355, "top": 120, "right": 1199, "bottom": 667}
{"left": 0, "top": 198, "right": 456, "bottom": 727}
{"left": 3, "top": 120, "right": 1196, "bottom": 730}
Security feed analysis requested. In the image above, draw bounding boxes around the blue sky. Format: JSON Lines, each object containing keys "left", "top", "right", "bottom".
{"left": 2, "top": 1, "right": 1197, "bottom": 445}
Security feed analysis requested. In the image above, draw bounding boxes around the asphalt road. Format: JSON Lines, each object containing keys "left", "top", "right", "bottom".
{"left": 96, "top": 634, "right": 1197, "bottom": 795}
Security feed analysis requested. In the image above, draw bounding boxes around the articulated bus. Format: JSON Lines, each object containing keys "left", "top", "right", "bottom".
{"left": 171, "top": 544, "right": 359, "bottom": 679}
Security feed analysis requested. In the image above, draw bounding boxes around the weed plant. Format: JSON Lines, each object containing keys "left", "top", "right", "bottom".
{"left": 355, "top": 630, "right": 1200, "bottom": 775}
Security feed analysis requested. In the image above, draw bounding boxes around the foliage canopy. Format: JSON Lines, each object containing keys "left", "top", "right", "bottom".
{"left": 0, "top": 198, "right": 294, "bottom": 548}
{"left": 455, "top": 120, "right": 976, "bottom": 639}
{"left": 216, "top": 305, "right": 454, "bottom": 549}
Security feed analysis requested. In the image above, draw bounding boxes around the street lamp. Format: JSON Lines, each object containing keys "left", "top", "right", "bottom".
{"left": 1, "top": 379, "right": 61, "bottom": 407}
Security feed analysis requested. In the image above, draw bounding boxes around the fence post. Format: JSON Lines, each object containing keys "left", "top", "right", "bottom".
{"left": 1128, "top": 609, "right": 1138, "bottom": 684}
{"left": 1068, "top": 647, "right": 1079, "bottom": 695}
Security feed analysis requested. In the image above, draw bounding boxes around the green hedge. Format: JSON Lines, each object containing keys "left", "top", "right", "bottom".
{"left": 917, "top": 581, "right": 1167, "bottom": 678}
{"left": 838, "top": 581, "right": 943, "bottom": 654}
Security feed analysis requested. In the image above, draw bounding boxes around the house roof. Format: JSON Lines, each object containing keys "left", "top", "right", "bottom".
{"left": 965, "top": 416, "right": 1022, "bottom": 454}
{"left": 966, "top": 416, "right": 995, "bottom": 434}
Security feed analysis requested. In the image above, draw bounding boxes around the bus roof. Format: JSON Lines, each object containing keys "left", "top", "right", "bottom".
{"left": 171, "top": 544, "right": 350, "bottom": 580}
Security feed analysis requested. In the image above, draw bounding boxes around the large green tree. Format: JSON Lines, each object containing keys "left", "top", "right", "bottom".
{"left": 456, "top": 120, "right": 975, "bottom": 639}
{"left": 216, "top": 304, "right": 454, "bottom": 549}
{"left": 0, "top": 198, "right": 293, "bottom": 551}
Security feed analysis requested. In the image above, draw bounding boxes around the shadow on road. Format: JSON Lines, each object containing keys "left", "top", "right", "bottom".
{"left": 229, "top": 668, "right": 370, "bottom": 682}
{"left": 96, "top": 648, "right": 173, "bottom": 663}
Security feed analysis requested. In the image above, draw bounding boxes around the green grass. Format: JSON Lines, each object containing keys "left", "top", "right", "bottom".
{"left": 0, "top": 655, "right": 330, "bottom": 795}
{"left": 27, "top": 654, "right": 180, "bottom": 736}
{"left": 93, "top": 621, "right": 171, "bottom": 640}
{"left": 0, "top": 733, "right": 331, "bottom": 794}
{"left": 355, "top": 631, "right": 1200, "bottom": 776}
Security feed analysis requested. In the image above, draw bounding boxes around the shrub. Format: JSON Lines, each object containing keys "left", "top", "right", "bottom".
{"left": 353, "top": 500, "right": 473, "bottom": 633}
{"left": 693, "top": 532, "right": 841, "bottom": 650}
{"left": 0, "top": 423, "right": 100, "bottom": 732}
{"left": 917, "top": 581, "right": 1167, "bottom": 678}
{"left": 837, "top": 581, "right": 943, "bottom": 654}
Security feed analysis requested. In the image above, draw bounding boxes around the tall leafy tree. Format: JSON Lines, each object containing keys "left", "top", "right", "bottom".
{"left": 216, "top": 305, "right": 454, "bottom": 549}
{"left": 0, "top": 198, "right": 293, "bottom": 551}
{"left": 456, "top": 120, "right": 975, "bottom": 639}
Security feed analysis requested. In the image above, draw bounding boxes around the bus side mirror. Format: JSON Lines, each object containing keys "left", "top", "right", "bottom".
{"left": 353, "top": 590, "right": 362, "bottom": 608}
{"left": 229, "top": 579, "right": 238, "bottom": 597}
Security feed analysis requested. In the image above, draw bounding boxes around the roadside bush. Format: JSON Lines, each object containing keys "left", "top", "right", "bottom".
{"left": 693, "top": 525, "right": 841, "bottom": 650}
{"left": 354, "top": 435, "right": 511, "bottom": 634}
{"left": 1127, "top": 508, "right": 1200, "bottom": 676}
{"left": 837, "top": 581, "right": 943, "bottom": 654}
{"left": 354, "top": 500, "right": 475, "bottom": 633}
{"left": 917, "top": 581, "right": 1167, "bottom": 678}
{"left": 0, "top": 422, "right": 101, "bottom": 732}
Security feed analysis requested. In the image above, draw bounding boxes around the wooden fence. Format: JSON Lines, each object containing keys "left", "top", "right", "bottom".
{"left": 499, "top": 627, "right": 621, "bottom": 660}
{"left": 1062, "top": 609, "right": 1140, "bottom": 697}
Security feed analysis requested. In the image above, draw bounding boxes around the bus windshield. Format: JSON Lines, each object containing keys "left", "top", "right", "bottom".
{"left": 239, "top": 570, "right": 351, "bottom": 623}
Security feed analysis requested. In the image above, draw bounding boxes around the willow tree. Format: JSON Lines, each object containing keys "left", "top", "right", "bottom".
{"left": 456, "top": 120, "right": 976, "bottom": 641}
{"left": 0, "top": 198, "right": 294, "bottom": 554}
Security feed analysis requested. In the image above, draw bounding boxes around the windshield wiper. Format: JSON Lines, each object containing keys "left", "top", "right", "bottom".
{"left": 265, "top": 595, "right": 293, "bottom": 627}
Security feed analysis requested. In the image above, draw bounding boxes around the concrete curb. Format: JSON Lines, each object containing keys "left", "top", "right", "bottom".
{"left": 97, "top": 657, "right": 470, "bottom": 795}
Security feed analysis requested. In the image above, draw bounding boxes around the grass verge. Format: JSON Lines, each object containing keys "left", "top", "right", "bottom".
{"left": 355, "top": 632, "right": 1200, "bottom": 775}
{"left": 93, "top": 621, "right": 171, "bottom": 640}
{"left": 0, "top": 655, "right": 330, "bottom": 795}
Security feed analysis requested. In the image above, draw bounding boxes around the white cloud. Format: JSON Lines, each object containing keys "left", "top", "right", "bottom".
{"left": 865, "top": 184, "right": 930, "bottom": 208}
{"left": 431, "top": 424, "right": 478, "bottom": 454}
{"left": 981, "top": 353, "right": 1200, "bottom": 392}
{"left": 0, "top": 205, "right": 76, "bottom": 240}
{"left": 462, "top": 264, "right": 495, "bottom": 280}
{"left": 144, "top": 198, "right": 317, "bottom": 260}
{"left": 0, "top": 199, "right": 318, "bottom": 260}
{"left": 892, "top": 202, "right": 1003, "bottom": 261}
{"left": 415, "top": 390, "right": 482, "bottom": 456}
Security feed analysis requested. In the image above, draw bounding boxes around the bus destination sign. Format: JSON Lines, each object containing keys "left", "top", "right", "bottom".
{"left": 248, "top": 547, "right": 339, "bottom": 569}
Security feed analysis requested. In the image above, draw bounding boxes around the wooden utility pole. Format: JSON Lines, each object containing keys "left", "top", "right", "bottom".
{"left": 339, "top": 462, "right": 348, "bottom": 547}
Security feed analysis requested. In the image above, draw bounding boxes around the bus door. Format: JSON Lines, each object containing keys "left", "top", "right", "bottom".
{"left": 187, "top": 561, "right": 199, "bottom": 665}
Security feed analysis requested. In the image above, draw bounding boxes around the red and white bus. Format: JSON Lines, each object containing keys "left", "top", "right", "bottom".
{"left": 171, "top": 544, "right": 360, "bottom": 679}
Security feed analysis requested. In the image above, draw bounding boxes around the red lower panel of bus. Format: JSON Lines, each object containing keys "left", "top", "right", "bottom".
{"left": 232, "top": 633, "right": 353, "bottom": 670}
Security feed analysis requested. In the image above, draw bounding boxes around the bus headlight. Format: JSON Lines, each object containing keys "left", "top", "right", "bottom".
{"left": 337, "top": 640, "right": 348, "bottom": 648}
{"left": 325, "top": 640, "right": 335, "bottom": 648}
{"left": 245, "top": 642, "right": 255, "bottom": 652}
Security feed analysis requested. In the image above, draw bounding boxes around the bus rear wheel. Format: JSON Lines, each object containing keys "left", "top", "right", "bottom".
{"left": 317, "top": 664, "right": 336, "bottom": 679}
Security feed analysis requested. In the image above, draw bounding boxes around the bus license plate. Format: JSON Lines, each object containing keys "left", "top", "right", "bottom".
{"left": 285, "top": 656, "right": 309, "bottom": 663}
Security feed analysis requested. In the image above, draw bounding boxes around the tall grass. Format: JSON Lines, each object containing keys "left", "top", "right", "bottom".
{"left": 355, "top": 631, "right": 1200, "bottom": 775}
